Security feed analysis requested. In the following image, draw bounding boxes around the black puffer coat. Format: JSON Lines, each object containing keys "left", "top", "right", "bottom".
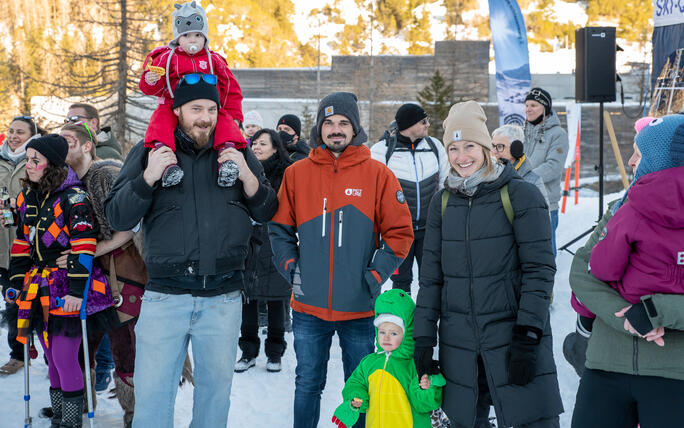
{"left": 414, "top": 164, "right": 563, "bottom": 428}
{"left": 244, "top": 152, "right": 293, "bottom": 301}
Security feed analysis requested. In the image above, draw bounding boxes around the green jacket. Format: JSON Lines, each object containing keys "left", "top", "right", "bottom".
{"left": 96, "top": 127, "right": 123, "bottom": 161}
{"left": 340, "top": 289, "right": 444, "bottom": 428}
{"left": 569, "top": 200, "right": 684, "bottom": 380}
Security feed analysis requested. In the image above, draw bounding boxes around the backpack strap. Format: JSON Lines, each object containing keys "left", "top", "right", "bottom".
{"left": 424, "top": 136, "right": 441, "bottom": 164}
{"left": 441, "top": 186, "right": 513, "bottom": 225}
{"left": 385, "top": 133, "right": 398, "bottom": 164}
{"left": 500, "top": 184, "right": 514, "bottom": 225}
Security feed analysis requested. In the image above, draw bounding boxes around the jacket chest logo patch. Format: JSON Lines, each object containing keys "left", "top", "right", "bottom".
{"left": 678, "top": 252, "right": 684, "bottom": 265}
{"left": 199, "top": 60, "right": 208, "bottom": 69}
{"left": 345, "top": 188, "right": 362, "bottom": 197}
{"left": 396, "top": 191, "right": 406, "bottom": 204}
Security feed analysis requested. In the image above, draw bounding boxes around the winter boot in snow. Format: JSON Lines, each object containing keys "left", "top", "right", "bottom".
{"left": 49, "top": 387, "right": 63, "bottom": 428}
{"left": 114, "top": 373, "right": 135, "bottom": 428}
{"left": 235, "top": 336, "right": 259, "bottom": 373}
{"left": 61, "top": 390, "right": 84, "bottom": 428}
{"left": 563, "top": 331, "right": 589, "bottom": 377}
{"left": 234, "top": 356, "right": 256, "bottom": 373}
{"left": 217, "top": 143, "right": 240, "bottom": 187}
{"left": 265, "top": 338, "right": 287, "bottom": 373}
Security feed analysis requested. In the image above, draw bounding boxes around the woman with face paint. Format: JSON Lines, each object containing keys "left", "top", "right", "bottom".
{"left": 0, "top": 116, "right": 45, "bottom": 376}
{"left": 11, "top": 134, "right": 116, "bottom": 428}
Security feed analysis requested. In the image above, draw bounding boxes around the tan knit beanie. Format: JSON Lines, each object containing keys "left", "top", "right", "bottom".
{"left": 442, "top": 100, "right": 492, "bottom": 151}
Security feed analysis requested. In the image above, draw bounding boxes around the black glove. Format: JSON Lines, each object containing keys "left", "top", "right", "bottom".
{"left": 625, "top": 302, "right": 654, "bottom": 336}
{"left": 509, "top": 325, "right": 542, "bottom": 386}
{"left": 414, "top": 337, "right": 440, "bottom": 378}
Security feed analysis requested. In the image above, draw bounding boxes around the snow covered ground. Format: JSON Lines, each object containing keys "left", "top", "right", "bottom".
{"left": 0, "top": 191, "right": 618, "bottom": 427}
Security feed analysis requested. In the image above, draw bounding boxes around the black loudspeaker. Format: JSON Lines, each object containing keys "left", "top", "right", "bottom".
{"left": 575, "top": 27, "right": 616, "bottom": 102}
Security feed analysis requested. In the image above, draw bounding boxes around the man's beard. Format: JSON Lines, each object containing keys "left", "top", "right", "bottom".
{"left": 179, "top": 112, "right": 216, "bottom": 149}
{"left": 324, "top": 133, "right": 351, "bottom": 153}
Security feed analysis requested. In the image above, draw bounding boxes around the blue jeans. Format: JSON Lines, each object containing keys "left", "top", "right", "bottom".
{"left": 550, "top": 209, "right": 559, "bottom": 257}
{"left": 292, "top": 311, "right": 375, "bottom": 428}
{"left": 132, "top": 290, "right": 242, "bottom": 428}
{"left": 95, "top": 334, "right": 115, "bottom": 375}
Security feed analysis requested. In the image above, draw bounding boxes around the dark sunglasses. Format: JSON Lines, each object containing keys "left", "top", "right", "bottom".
{"left": 180, "top": 73, "right": 217, "bottom": 86}
{"left": 420, "top": 117, "right": 430, "bottom": 126}
{"left": 64, "top": 115, "right": 91, "bottom": 124}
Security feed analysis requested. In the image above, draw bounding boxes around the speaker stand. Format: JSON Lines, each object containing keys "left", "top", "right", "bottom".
{"left": 559, "top": 101, "right": 605, "bottom": 255}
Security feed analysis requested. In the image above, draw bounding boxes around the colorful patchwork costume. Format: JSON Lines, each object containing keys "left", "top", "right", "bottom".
{"left": 333, "top": 289, "right": 445, "bottom": 428}
{"left": 11, "top": 167, "right": 115, "bottom": 427}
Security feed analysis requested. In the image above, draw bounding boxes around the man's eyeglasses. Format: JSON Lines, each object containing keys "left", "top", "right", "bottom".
{"left": 180, "top": 73, "right": 217, "bottom": 86}
{"left": 493, "top": 143, "right": 507, "bottom": 153}
{"left": 64, "top": 115, "right": 90, "bottom": 124}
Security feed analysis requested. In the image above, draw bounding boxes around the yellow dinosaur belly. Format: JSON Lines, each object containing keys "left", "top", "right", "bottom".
{"left": 366, "top": 369, "right": 412, "bottom": 428}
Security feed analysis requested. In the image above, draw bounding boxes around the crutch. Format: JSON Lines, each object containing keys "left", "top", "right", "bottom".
{"left": 56, "top": 253, "right": 96, "bottom": 428}
{"left": 23, "top": 330, "right": 32, "bottom": 428}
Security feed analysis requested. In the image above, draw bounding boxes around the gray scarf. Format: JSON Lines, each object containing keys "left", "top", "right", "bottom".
{"left": 0, "top": 135, "right": 35, "bottom": 165}
{"left": 446, "top": 162, "right": 505, "bottom": 196}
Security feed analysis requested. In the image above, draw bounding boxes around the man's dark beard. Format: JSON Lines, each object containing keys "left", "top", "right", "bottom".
{"left": 178, "top": 111, "right": 216, "bottom": 149}
{"left": 325, "top": 133, "right": 351, "bottom": 153}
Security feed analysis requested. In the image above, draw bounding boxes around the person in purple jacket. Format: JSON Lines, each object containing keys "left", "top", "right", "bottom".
{"left": 572, "top": 116, "right": 684, "bottom": 346}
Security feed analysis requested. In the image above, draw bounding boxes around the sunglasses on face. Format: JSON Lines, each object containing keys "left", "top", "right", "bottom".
{"left": 420, "top": 117, "right": 430, "bottom": 126}
{"left": 64, "top": 115, "right": 90, "bottom": 124}
{"left": 180, "top": 73, "right": 217, "bottom": 86}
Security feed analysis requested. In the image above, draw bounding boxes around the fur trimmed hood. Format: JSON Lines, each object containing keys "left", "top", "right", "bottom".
{"left": 82, "top": 159, "right": 123, "bottom": 242}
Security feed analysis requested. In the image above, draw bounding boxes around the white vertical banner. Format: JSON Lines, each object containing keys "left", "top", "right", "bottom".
{"left": 565, "top": 102, "right": 581, "bottom": 168}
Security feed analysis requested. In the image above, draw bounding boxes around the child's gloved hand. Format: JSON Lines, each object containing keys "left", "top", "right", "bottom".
{"left": 145, "top": 70, "right": 160, "bottom": 85}
{"left": 331, "top": 400, "right": 361, "bottom": 428}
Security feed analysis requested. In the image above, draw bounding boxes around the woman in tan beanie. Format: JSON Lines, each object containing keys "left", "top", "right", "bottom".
{"left": 414, "top": 101, "right": 563, "bottom": 428}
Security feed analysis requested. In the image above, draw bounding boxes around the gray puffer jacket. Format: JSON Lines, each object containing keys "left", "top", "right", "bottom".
{"left": 523, "top": 111, "right": 568, "bottom": 211}
{"left": 414, "top": 164, "right": 563, "bottom": 428}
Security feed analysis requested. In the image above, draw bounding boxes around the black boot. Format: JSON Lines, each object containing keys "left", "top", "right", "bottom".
{"left": 563, "top": 331, "right": 589, "bottom": 377}
{"left": 49, "top": 387, "right": 63, "bottom": 428}
{"left": 60, "top": 390, "right": 84, "bottom": 428}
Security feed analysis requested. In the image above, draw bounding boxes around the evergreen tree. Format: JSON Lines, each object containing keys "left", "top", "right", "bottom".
{"left": 300, "top": 104, "right": 316, "bottom": 141}
{"left": 417, "top": 70, "right": 455, "bottom": 140}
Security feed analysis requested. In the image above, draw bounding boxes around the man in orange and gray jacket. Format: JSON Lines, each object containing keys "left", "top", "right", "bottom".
{"left": 269, "top": 92, "right": 413, "bottom": 428}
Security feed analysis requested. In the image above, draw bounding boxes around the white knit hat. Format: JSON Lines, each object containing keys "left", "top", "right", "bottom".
{"left": 170, "top": 1, "right": 210, "bottom": 49}
{"left": 373, "top": 313, "right": 405, "bottom": 334}
{"left": 243, "top": 111, "right": 263, "bottom": 128}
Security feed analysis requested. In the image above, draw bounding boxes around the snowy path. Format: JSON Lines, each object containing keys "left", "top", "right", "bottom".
{"left": 0, "top": 192, "right": 614, "bottom": 427}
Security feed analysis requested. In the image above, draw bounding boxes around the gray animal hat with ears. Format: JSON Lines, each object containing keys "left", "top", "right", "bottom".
{"left": 170, "top": 1, "right": 210, "bottom": 48}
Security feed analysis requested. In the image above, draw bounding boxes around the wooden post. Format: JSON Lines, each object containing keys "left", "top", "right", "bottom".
{"left": 603, "top": 110, "right": 630, "bottom": 190}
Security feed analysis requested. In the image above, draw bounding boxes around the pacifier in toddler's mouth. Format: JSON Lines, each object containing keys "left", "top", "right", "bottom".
{"left": 187, "top": 44, "right": 200, "bottom": 54}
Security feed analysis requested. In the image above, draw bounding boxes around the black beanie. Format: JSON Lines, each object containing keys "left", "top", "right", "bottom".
{"left": 277, "top": 114, "right": 302, "bottom": 137}
{"left": 172, "top": 74, "right": 220, "bottom": 109}
{"left": 395, "top": 103, "right": 427, "bottom": 131}
{"left": 310, "top": 91, "right": 368, "bottom": 146}
{"left": 525, "top": 87, "right": 552, "bottom": 115}
{"left": 26, "top": 134, "right": 68, "bottom": 166}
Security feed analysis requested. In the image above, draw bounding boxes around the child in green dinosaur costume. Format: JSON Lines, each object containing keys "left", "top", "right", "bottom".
{"left": 332, "top": 289, "right": 445, "bottom": 428}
